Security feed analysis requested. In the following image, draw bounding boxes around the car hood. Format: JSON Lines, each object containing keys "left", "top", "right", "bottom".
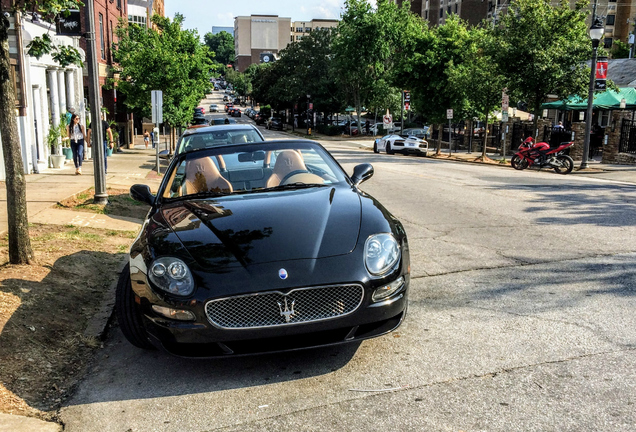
{"left": 159, "top": 186, "right": 361, "bottom": 269}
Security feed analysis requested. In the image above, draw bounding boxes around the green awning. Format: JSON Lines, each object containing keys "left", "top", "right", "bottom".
{"left": 542, "top": 88, "right": 636, "bottom": 111}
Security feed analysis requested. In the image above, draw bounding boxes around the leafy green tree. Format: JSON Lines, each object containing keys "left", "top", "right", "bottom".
{"left": 397, "top": 16, "right": 473, "bottom": 150}
{"left": 204, "top": 31, "right": 235, "bottom": 66}
{"left": 447, "top": 25, "right": 506, "bottom": 158}
{"left": 333, "top": 0, "right": 422, "bottom": 129}
{"left": 611, "top": 40, "right": 630, "bottom": 59}
{"left": 496, "top": 0, "right": 590, "bottom": 129}
{"left": 0, "top": 1, "right": 84, "bottom": 264}
{"left": 113, "top": 14, "right": 212, "bottom": 130}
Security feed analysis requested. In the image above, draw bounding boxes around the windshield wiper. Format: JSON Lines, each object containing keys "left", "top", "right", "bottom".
{"left": 261, "top": 183, "right": 328, "bottom": 192}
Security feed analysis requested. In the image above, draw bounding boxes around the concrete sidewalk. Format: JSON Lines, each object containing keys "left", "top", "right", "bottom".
{"left": 0, "top": 137, "right": 165, "bottom": 236}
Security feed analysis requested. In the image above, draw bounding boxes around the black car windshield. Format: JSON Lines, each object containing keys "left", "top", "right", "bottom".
{"left": 177, "top": 128, "right": 263, "bottom": 153}
{"left": 162, "top": 142, "right": 347, "bottom": 199}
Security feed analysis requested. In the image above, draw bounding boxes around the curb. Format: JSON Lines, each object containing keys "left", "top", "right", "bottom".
{"left": 83, "top": 258, "right": 128, "bottom": 340}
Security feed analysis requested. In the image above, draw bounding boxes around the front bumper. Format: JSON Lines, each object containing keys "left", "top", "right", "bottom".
{"left": 133, "top": 269, "right": 409, "bottom": 358}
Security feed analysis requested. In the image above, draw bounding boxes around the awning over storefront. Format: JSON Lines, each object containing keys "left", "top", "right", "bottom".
{"left": 541, "top": 88, "right": 636, "bottom": 111}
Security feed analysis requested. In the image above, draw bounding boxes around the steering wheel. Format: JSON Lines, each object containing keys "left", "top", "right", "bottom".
{"left": 280, "top": 170, "right": 310, "bottom": 185}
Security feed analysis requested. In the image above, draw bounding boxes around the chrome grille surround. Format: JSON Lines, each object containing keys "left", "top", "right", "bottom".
{"left": 205, "top": 284, "right": 364, "bottom": 329}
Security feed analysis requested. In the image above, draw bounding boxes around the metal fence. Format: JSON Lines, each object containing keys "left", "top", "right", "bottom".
{"left": 542, "top": 126, "right": 573, "bottom": 149}
{"left": 620, "top": 118, "right": 636, "bottom": 154}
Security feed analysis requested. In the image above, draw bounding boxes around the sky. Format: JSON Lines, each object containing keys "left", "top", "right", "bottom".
{"left": 164, "top": 0, "right": 347, "bottom": 36}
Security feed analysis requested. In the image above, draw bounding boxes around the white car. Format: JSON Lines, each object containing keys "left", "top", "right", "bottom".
{"left": 373, "top": 134, "right": 428, "bottom": 156}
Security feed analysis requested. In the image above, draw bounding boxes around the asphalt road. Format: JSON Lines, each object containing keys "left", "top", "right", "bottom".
{"left": 59, "top": 95, "right": 636, "bottom": 431}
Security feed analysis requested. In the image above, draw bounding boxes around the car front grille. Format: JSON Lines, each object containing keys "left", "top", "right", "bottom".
{"left": 205, "top": 284, "right": 364, "bottom": 329}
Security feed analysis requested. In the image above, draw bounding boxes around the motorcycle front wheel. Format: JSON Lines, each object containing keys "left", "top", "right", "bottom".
{"left": 511, "top": 155, "right": 528, "bottom": 170}
{"left": 554, "top": 155, "right": 574, "bottom": 174}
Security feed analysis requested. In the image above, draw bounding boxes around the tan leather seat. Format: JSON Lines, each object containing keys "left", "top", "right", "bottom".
{"left": 184, "top": 157, "right": 233, "bottom": 194}
{"left": 266, "top": 150, "right": 307, "bottom": 187}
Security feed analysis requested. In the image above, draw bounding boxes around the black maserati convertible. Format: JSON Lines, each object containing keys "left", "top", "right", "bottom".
{"left": 117, "top": 138, "right": 410, "bottom": 357}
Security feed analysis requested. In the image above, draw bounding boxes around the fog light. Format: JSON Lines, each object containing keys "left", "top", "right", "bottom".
{"left": 372, "top": 277, "right": 405, "bottom": 302}
{"left": 152, "top": 305, "right": 196, "bottom": 321}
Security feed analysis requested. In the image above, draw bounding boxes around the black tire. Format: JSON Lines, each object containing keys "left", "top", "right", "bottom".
{"left": 554, "top": 155, "right": 574, "bottom": 174}
{"left": 373, "top": 142, "right": 379, "bottom": 153}
{"left": 115, "top": 263, "right": 154, "bottom": 350}
{"left": 511, "top": 155, "right": 528, "bottom": 170}
{"left": 386, "top": 143, "right": 394, "bottom": 155}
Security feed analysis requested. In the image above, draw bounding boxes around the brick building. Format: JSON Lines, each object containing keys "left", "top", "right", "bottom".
{"left": 79, "top": 0, "right": 127, "bottom": 123}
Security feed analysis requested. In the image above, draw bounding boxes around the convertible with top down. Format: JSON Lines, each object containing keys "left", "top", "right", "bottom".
{"left": 117, "top": 137, "right": 410, "bottom": 357}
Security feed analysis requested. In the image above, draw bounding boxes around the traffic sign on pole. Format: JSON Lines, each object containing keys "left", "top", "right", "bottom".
{"left": 447, "top": 109, "right": 453, "bottom": 119}
{"left": 151, "top": 90, "right": 163, "bottom": 124}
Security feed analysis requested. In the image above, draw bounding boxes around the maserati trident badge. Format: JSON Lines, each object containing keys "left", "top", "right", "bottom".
{"left": 277, "top": 298, "right": 296, "bottom": 323}
{"left": 279, "top": 268, "right": 288, "bottom": 280}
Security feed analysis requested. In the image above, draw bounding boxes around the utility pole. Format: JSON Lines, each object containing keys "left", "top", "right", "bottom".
{"left": 84, "top": 0, "right": 107, "bottom": 204}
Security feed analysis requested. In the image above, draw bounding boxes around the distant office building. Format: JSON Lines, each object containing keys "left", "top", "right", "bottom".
{"left": 128, "top": 0, "right": 165, "bottom": 28}
{"left": 234, "top": 15, "right": 338, "bottom": 71}
{"left": 234, "top": 15, "right": 292, "bottom": 71}
{"left": 291, "top": 19, "right": 338, "bottom": 42}
{"left": 212, "top": 26, "right": 234, "bottom": 36}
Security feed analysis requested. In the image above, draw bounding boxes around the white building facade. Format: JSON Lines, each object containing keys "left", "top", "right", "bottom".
{"left": 0, "top": 14, "right": 86, "bottom": 180}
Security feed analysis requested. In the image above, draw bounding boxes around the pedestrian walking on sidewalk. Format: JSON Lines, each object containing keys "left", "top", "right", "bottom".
{"left": 66, "top": 114, "right": 86, "bottom": 175}
{"left": 102, "top": 116, "right": 114, "bottom": 174}
{"left": 143, "top": 129, "right": 150, "bottom": 149}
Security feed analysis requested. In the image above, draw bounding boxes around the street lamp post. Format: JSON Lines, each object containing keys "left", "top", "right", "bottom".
{"left": 581, "top": 18, "right": 605, "bottom": 170}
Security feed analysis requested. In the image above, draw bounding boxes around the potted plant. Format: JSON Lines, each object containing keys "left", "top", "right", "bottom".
{"left": 48, "top": 126, "right": 65, "bottom": 168}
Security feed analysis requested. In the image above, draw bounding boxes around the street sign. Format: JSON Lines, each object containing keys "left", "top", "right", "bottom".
{"left": 404, "top": 101, "right": 410, "bottom": 111}
{"left": 403, "top": 90, "right": 410, "bottom": 101}
{"left": 447, "top": 109, "right": 453, "bottom": 119}
{"left": 151, "top": 90, "right": 163, "bottom": 124}
{"left": 309, "top": 103, "right": 313, "bottom": 110}
{"left": 56, "top": 10, "right": 82, "bottom": 36}
{"left": 502, "top": 89, "right": 509, "bottom": 110}
{"left": 502, "top": 112, "right": 509, "bottom": 122}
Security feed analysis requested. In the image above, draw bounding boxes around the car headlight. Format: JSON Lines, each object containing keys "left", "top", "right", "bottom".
{"left": 364, "top": 233, "right": 400, "bottom": 276}
{"left": 148, "top": 257, "right": 194, "bottom": 296}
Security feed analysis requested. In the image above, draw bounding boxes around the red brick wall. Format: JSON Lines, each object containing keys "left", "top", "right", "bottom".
{"left": 79, "top": 0, "right": 127, "bottom": 119}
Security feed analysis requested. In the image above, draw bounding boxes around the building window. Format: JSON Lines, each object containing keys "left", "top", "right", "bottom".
{"left": 600, "top": 110, "right": 610, "bottom": 127}
{"left": 117, "top": 0, "right": 121, "bottom": 8}
{"left": 606, "top": 15, "right": 615, "bottom": 26}
{"left": 305, "top": 27, "right": 311, "bottom": 32}
{"left": 448, "top": 6, "right": 451, "bottom": 14}
{"left": 604, "top": 37, "right": 613, "bottom": 49}
{"left": 296, "top": 27, "right": 303, "bottom": 32}
{"left": 455, "top": 4, "right": 458, "bottom": 13}
{"left": 99, "top": 13, "right": 105, "bottom": 60}
{"left": 440, "top": 9, "right": 443, "bottom": 17}
{"left": 425, "top": 10, "right": 428, "bottom": 20}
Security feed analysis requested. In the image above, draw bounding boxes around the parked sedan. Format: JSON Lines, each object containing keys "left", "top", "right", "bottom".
{"left": 401, "top": 127, "right": 430, "bottom": 139}
{"left": 374, "top": 134, "right": 428, "bottom": 156}
{"left": 117, "top": 140, "right": 410, "bottom": 357}
{"left": 266, "top": 117, "right": 284, "bottom": 130}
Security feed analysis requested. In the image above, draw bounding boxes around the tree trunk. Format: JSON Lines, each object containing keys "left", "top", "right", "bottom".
{"left": 0, "top": 16, "right": 33, "bottom": 264}
{"left": 482, "top": 112, "right": 489, "bottom": 159}
{"left": 435, "top": 123, "right": 442, "bottom": 155}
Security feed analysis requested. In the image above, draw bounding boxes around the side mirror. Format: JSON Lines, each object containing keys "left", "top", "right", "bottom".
{"left": 158, "top": 149, "right": 171, "bottom": 160}
{"left": 130, "top": 184, "right": 155, "bottom": 205}
{"left": 351, "top": 163, "right": 374, "bottom": 186}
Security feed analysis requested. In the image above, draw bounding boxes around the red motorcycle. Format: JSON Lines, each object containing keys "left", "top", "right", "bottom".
{"left": 511, "top": 137, "right": 574, "bottom": 174}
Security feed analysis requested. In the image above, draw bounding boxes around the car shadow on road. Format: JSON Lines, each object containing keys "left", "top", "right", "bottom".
{"left": 62, "top": 322, "right": 362, "bottom": 405}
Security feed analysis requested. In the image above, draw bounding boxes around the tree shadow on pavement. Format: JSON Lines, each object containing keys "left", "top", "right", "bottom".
{"left": 490, "top": 183, "right": 636, "bottom": 227}
{"left": 0, "top": 249, "right": 126, "bottom": 417}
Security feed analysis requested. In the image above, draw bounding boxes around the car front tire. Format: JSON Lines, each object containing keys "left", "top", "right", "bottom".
{"left": 116, "top": 264, "right": 154, "bottom": 350}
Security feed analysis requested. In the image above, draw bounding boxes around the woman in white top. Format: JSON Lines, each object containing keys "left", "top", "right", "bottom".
{"left": 67, "top": 114, "right": 86, "bottom": 175}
